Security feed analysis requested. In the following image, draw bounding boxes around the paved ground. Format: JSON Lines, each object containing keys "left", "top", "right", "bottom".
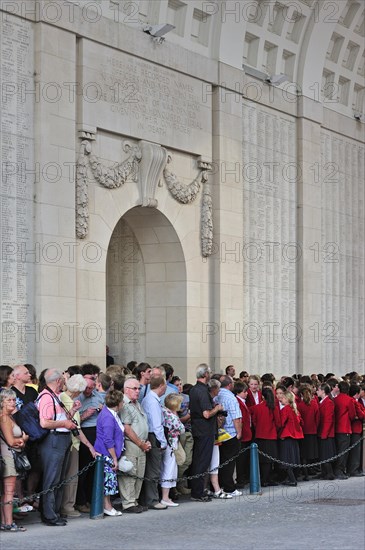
{"left": 2, "top": 478, "right": 364, "bottom": 550}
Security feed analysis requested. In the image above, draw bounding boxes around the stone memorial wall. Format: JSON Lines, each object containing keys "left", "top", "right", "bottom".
{"left": 0, "top": 14, "right": 35, "bottom": 364}
{"left": 242, "top": 101, "right": 297, "bottom": 375}
{"left": 320, "top": 131, "right": 365, "bottom": 373}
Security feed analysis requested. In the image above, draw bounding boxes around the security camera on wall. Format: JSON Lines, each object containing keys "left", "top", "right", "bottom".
{"left": 143, "top": 23, "right": 176, "bottom": 43}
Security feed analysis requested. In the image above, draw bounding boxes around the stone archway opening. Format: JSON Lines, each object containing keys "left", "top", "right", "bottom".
{"left": 106, "top": 206, "right": 187, "bottom": 372}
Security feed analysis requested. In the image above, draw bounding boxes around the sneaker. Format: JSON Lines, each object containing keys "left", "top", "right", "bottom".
{"left": 160, "top": 500, "right": 179, "bottom": 507}
{"left": 191, "top": 496, "right": 212, "bottom": 502}
{"left": 213, "top": 490, "right": 233, "bottom": 499}
{"left": 18, "top": 504, "right": 33, "bottom": 513}
{"left": 226, "top": 490, "right": 242, "bottom": 497}
{"left": 104, "top": 508, "right": 122, "bottom": 517}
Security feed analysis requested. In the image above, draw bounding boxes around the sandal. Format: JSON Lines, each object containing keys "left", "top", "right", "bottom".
{"left": 2, "top": 522, "right": 27, "bottom": 532}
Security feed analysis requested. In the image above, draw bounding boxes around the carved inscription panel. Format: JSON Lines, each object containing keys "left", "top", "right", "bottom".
{"left": 79, "top": 39, "right": 212, "bottom": 156}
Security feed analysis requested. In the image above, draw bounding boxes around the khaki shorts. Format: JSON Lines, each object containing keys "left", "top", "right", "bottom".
{"left": 2, "top": 453, "right": 17, "bottom": 478}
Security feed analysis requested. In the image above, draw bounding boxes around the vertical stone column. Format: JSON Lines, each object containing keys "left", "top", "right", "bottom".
{"left": 297, "top": 98, "right": 323, "bottom": 373}
{"left": 33, "top": 23, "right": 77, "bottom": 370}
{"left": 209, "top": 63, "right": 244, "bottom": 372}
{"left": 241, "top": 94, "right": 297, "bottom": 377}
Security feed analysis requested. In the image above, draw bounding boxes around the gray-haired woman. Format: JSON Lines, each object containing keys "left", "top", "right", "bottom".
{"left": 60, "top": 375, "right": 97, "bottom": 518}
{"left": 0, "top": 389, "right": 29, "bottom": 532}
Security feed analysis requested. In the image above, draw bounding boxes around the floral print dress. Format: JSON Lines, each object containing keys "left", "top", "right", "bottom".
{"left": 162, "top": 407, "right": 185, "bottom": 450}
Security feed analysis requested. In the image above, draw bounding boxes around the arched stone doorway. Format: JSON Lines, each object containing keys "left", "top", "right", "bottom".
{"left": 106, "top": 206, "right": 187, "bottom": 372}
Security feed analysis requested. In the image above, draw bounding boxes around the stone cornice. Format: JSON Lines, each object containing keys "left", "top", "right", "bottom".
{"left": 0, "top": 4, "right": 217, "bottom": 85}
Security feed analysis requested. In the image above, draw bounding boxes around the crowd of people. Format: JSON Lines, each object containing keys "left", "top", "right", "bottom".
{"left": 0, "top": 360, "right": 364, "bottom": 532}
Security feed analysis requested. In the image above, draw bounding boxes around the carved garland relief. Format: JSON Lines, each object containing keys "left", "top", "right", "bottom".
{"left": 75, "top": 134, "right": 213, "bottom": 256}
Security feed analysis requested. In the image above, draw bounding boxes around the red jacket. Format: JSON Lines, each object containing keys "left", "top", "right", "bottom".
{"left": 280, "top": 405, "right": 304, "bottom": 439}
{"left": 318, "top": 396, "right": 335, "bottom": 439}
{"left": 351, "top": 398, "right": 365, "bottom": 435}
{"left": 297, "top": 398, "right": 320, "bottom": 435}
{"left": 246, "top": 389, "right": 263, "bottom": 409}
{"left": 236, "top": 396, "right": 252, "bottom": 442}
{"left": 334, "top": 393, "right": 356, "bottom": 434}
{"left": 251, "top": 401, "right": 281, "bottom": 439}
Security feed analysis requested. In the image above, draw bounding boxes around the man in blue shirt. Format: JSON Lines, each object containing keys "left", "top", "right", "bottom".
{"left": 216, "top": 376, "right": 242, "bottom": 496}
{"left": 139, "top": 374, "right": 168, "bottom": 510}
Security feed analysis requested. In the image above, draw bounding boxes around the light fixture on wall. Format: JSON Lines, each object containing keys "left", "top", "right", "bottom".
{"left": 266, "top": 74, "right": 290, "bottom": 86}
{"left": 242, "top": 63, "right": 269, "bottom": 81}
{"left": 143, "top": 24, "right": 175, "bottom": 44}
{"left": 354, "top": 113, "right": 364, "bottom": 122}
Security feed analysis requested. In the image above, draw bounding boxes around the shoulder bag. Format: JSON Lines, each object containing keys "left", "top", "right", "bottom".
{"left": 0, "top": 433, "right": 31, "bottom": 479}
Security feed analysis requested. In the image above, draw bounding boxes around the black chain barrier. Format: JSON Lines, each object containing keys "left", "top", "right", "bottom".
{"left": 257, "top": 434, "right": 365, "bottom": 469}
{"left": 1, "top": 435, "right": 363, "bottom": 506}
{"left": 0, "top": 458, "right": 97, "bottom": 507}
{"left": 120, "top": 442, "right": 252, "bottom": 484}
{"left": 122, "top": 435, "right": 364, "bottom": 483}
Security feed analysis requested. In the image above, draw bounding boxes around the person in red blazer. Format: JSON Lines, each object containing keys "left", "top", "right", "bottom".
{"left": 317, "top": 383, "right": 336, "bottom": 480}
{"left": 245, "top": 375, "right": 263, "bottom": 409}
{"left": 251, "top": 387, "right": 281, "bottom": 487}
{"left": 233, "top": 382, "right": 252, "bottom": 487}
{"left": 279, "top": 392, "right": 304, "bottom": 486}
{"left": 293, "top": 381, "right": 301, "bottom": 407}
{"left": 275, "top": 385, "right": 286, "bottom": 411}
{"left": 359, "top": 384, "right": 365, "bottom": 408}
{"left": 333, "top": 381, "right": 356, "bottom": 479}
{"left": 347, "top": 385, "right": 365, "bottom": 476}
{"left": 297, "top": 385, "right": 320, "bottom": 480}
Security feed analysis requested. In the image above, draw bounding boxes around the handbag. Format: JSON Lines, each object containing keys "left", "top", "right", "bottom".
{"left": 117, "top": 455, "right": 134, "bottom": 473}
{"left": 11, "top": 449, "right": 31, "bottom": 479}
{"left": 173, "top": 441, "right": 186, "bottom": 466}
{"left": 0, "top": 433, "right": 31, "bottom": 479}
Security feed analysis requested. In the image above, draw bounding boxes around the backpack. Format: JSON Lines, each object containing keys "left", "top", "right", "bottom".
{"left": 13, "top": 393, "right": 56, "bottom": 442}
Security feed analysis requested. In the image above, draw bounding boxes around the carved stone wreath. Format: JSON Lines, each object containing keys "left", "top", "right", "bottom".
{"left": 75, "top": 136, "right": 213, "bottom": 256}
